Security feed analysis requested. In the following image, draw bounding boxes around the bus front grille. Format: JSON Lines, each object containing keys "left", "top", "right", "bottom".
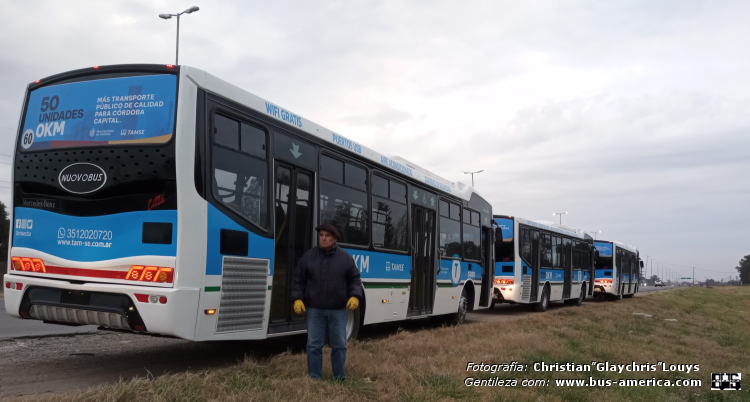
{"left": 216, "top": 256, "right": 269, "bottom": 333}
{"left": 29, "top": 305, "right": 131, "bottom": 330}
{"left": 521, "top": 275, "right": 531, "bottom": 302}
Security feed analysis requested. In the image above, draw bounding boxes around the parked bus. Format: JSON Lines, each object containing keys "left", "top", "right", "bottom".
{"left": 593, "top": 240, "right": 642, "bottom": 300}
{"left": 492, "top": 216, "right": 595, "bottom": 312}
{"left": 4, "top": 64, "right": 494, "bottom": 341}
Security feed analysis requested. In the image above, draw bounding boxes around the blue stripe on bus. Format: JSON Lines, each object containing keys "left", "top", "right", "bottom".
{"left": 438, "top": 257, "right": 482, "bottom": 287}
{"left": 206, "top": 204, "right": 274, "bottom": 275}
{"left": 11, "top": 207, "right": 177, "bottom": 261}
{"left": 495, "top": 261, "right": 514, "bottom": 277}
{"left": 343, "top": 249, "right": 411, "bottom": 280}
{"left": 595, "top": 269, "right": 613, "bottom": 278}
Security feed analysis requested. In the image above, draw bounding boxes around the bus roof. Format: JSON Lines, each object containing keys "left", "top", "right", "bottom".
{"left": 494, "top": 215, "right": 586, "bottom": 239}
{"left": 594, "top": 239, "right": 638, "bottom": 254}
{"left": 182, "top": 66, "right": 481, "bottom": 202}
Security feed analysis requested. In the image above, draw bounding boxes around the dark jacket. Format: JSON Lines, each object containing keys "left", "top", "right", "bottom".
{"left": 291, "top": 244, "right": 363, "bottom": 309}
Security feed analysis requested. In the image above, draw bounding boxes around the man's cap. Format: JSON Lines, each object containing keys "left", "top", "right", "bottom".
{"left": 315, "top": 223, "right": 341, "bottom": 239}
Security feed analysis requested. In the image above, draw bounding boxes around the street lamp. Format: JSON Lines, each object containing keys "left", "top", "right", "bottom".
{"left": 552, "top": 212, "right": 568, "bottom": 225}
{"left": 585, "top": 230, "right": 601, "bottom": 240}
{"left": 159, "top": 6, "right": 200, "bottom": 65}
{"left": 462, "top": 170, "right": 483, "bottom": 187}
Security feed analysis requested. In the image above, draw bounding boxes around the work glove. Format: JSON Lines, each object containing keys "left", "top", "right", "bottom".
{"left": 293, "top": 299, "right": 306, "bottom": 314}
{"left": 346, "top": 297, "right": 359, "bottom": 310}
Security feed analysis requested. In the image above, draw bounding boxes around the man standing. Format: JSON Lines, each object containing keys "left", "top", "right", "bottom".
{"left": 291, "top": 223, "right": 362, "bottom": 380}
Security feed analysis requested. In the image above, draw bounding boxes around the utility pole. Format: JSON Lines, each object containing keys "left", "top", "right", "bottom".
{"left": 692, "top": 267, "right": 695, "bottom": 286}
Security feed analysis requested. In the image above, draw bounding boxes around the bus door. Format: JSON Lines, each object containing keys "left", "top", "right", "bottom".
{"left": 479, "top": 226, "right": 493, "bottom": 307}
{"left": 563, "top": 239, "right": 572, "bottom": 299}
{"left": 530, "top": 230, "right": 540, "bottom": 302}
{"left": 589, "top": 246, "right": 597, "bottom": 296}
{"left": 408, "top": 205, "right": 436, "bottom": 316}
{"left": 269, "top": 162, "right": 314, "bottom": 334}
{"left": 616, "top": 250, "right": 624, "bottom": 296}
{"left": 627, "top": 255, "right": 634, "bottom": 294}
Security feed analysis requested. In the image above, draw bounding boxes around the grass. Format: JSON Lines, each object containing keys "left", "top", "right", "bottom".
{"left": 11, "top": 287, "right": 750, "bottom": 401}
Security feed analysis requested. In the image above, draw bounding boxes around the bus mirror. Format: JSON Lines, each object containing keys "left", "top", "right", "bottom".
{"left": 594, "top": 250, "right": 600, "bottom": 260}
{"left": 640, "top": 260, "right": 644, "bottom": 268}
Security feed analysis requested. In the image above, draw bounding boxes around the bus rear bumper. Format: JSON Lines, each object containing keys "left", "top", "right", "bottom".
{"left": 3, "top": 274, "right": 199, "bottom": 340}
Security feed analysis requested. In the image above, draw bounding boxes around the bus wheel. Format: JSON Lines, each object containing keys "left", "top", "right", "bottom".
{"left": 346, "top": 307, "right": 361, "bottom": 341}
{"left": 534, "top": 285, "right": 550, "bottom": 313}
{"left": 449, "top": 288, "right": 468, "bottom": 325}
{"left": 573, "top": 284, "right": 585, "bottom": 306}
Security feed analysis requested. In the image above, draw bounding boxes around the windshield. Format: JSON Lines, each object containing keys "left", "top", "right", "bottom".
{"left": 20, "top": 74, "right": 177, "bottom": 151}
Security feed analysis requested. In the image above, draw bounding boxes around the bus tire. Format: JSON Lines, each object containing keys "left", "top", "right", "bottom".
{"left": 534, "top": 285, "right": 550, "bottom": 313}
{"left": 572, "top": 284, "right": 585, "bottom": 306}
{"left": 346, "top": 306, "right": 361, "bottom": 341}
{"left": 448, "top": 287, "right": 469, "bottom": 325}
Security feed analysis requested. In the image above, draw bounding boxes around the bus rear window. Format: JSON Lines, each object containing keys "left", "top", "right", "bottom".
{"left": 19, "top": 74, "right": 177, "bottom": 151}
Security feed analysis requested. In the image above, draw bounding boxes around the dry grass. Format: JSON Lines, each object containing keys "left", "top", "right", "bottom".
{"left": 13, "top": 287, "right": 750, "bottom": 402}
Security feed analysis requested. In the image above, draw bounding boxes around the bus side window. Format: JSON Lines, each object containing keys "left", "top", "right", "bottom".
{"left": 319, "top": 154, "right": 369, "bottom": 246}
{"left": 462, "top": 208, "right": 481, "bottom": 261}
{"left": 439, "top": 200, "right": 461, "bottom": 258}
{"left": 541, "top": 234, "right": 552, "bottom": 268}
{"left": 371, "top": 173, "right": 408, "bottom": 251}
{"left": 520, "top": 228, "right": 532, "bottom": 263}
{"left": 212, "top": 113, "right": 269, "bottom": 229}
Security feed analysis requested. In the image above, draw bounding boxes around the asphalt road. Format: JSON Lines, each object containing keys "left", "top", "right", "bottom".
{"left": 0, "top": 304, "right": 98, "bottom": 341}
{"left": 0, "top": 285, "right": 680, "bottom": 398}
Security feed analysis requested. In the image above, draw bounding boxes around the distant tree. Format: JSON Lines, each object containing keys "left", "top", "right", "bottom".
{"left": 648, "top": 275, "right": 661, "bottom": 285}
{"left": 736, "top": 255, "right": 750, "bottom": 285}
{"left": 0, "top": 200, "right": 8, "bottom": 270}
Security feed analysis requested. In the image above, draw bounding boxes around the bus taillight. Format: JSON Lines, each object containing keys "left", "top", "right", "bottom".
{"left": 154, "top": 267, "right": 174, "bottom": 283}
{"left": 20, "top": 258, "right": 33, "bottom": 271}
{"left": 32, "top": 258, "right": 46, "bottom": 273}
{"left": 11, "top": 257, "right": 22, "bottom": 270}
{"left": 140, "top": 266, "right": 159, "bottom": 281}
{"left": 494, "top": 278, "right": 514, "bottom": 285}
{"left": 126, "top": 265, "right": 145, "bottom": 280}
{"left": 125, "top": 265, "right": 173, "bottom": 283}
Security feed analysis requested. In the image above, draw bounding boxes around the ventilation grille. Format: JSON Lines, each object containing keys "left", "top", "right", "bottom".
{"left": 29, "top": 305, "right": 130, "bottom": 330}
{"left": 216, "top": 257, "right": 269, "bottom": 333}
{"left": 522, "top": 275, "right": 531, "bottom": 302}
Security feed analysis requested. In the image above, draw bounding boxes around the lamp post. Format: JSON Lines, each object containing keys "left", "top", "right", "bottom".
{"left": 462, "top": 170, "right": 483, "bottom": 187}
{"left": 553, "top": 212, "right": 568, "bottom": 225}
{"left": 585, "top": 230, "right": 601, "bottom": 240}
{"left": 159, "top": 6, "right": 200, "bottom": 65}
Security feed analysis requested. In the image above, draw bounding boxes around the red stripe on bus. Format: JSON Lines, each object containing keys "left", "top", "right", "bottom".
{"left": 44, "top": 265, "right": 126, "bottom": 279}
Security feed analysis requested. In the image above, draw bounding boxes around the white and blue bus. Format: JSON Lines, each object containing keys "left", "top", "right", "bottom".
{"left": 492, "top": 216, "right": 596, "bottom": 312}
{"left": 593, "top": 240, "right": 642, "bottom": 300}
{"left": 4, "top": 64, "right": 495, "bottom": 341}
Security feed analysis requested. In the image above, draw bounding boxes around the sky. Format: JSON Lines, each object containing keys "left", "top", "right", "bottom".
{"left": 1, "top": 0, "right": 748, "bottom": 281}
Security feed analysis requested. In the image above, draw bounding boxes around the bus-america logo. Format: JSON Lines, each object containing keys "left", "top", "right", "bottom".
{"left": 58, "top": 163, "right": 107, "bottom": 194}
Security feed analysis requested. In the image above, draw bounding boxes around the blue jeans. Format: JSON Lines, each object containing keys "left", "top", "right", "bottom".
{"left": 306, "top": 307, "right": 347, "bottom": 380}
